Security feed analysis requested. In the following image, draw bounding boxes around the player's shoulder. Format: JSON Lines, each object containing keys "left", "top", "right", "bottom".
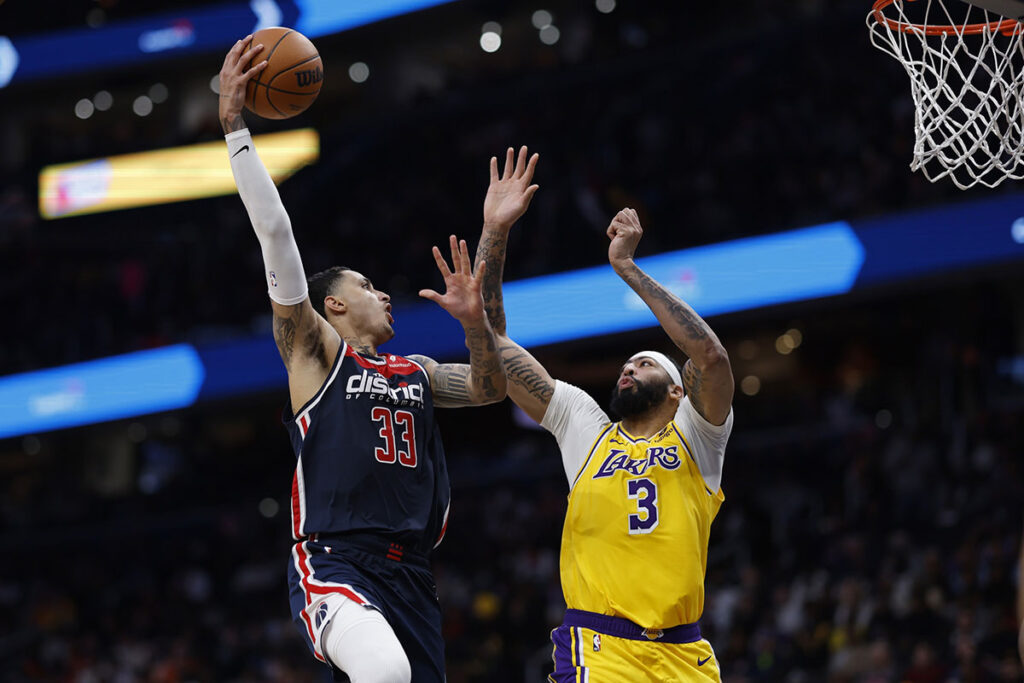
{"left": 672, "top": 395, "right": 734, "bottom": 439}
{"left": 403, "top": 354, "right": 434, "bottom": 372}
{"left": 342, "top": 349, "right": 429, "bottom": 377}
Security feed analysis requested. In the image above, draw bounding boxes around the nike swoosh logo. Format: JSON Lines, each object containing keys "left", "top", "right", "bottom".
{"left": 231, "top": 145, "right": 249, "bottom": 158}
{"left": 697, "top": 656, "right": 712, "bottom": 667}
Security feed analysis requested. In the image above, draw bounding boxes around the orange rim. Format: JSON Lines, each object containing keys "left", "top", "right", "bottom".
{"left": 872, "top": 0, "right": 1023, "bottom": 35}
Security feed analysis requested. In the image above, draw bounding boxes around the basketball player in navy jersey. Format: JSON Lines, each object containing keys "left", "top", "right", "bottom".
{"left": 218, "top": 39, "right": 535, "bottom": 682}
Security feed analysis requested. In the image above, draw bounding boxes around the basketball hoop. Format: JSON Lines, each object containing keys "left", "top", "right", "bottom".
{"left": 867, "top": 0, "right": 1024, "bottom": 189}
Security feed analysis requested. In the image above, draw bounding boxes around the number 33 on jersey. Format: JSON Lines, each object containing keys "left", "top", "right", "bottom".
{"left": 560, "top": 421, "right": 723, "bottom": 629}
{"left": 283, "top": 343, "right": 450, "bottom": 550}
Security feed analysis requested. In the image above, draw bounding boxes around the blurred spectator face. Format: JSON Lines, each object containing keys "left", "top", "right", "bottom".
{"left": 332, "top": 270, "right": 393, "bottom": 344}
{"left": 609, "top": 356, "right": 676, "bottom": 419}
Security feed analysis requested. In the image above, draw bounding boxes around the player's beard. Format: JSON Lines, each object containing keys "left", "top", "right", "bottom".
{"left": 609, "top": 376, "right": 669, "bottom": 420}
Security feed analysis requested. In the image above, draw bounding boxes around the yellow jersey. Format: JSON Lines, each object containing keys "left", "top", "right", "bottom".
{"left": 541, "top": 381, "right": 733, "bottom": 629}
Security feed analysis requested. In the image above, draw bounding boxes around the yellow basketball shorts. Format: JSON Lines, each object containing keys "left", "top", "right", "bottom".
{"left": 549, "top": 609, "right": 721, "bottom": 682}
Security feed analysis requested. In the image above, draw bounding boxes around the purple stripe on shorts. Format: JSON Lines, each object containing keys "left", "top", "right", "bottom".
{"left": 549, "top": 625, "right": 578, "bottom": 683}
{"left": 563, "top": 609, "right": 702, "bottom": 644}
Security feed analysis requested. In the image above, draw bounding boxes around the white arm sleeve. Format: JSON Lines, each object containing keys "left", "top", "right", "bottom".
{"left": 226, "top": 128, "right": 308, "bottom": 306}
{"left": 540, "top": 380, "right": 611, "bottom": 485}
{"left": 674, "top": 396, "right": 733, "bottom": 492}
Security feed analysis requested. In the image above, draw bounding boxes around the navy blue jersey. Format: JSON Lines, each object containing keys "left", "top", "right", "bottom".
{"left": 283, "top": 342, "right": 450, "bottom": 554}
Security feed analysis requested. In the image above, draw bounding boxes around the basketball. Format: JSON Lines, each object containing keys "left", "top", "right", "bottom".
{"left": 244, "top": 27, "right": 323, "bottom": 120}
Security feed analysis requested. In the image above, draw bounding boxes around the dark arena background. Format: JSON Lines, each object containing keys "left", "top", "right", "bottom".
{"left": 1, "top": 1, "right": 1023, "bottom": 681}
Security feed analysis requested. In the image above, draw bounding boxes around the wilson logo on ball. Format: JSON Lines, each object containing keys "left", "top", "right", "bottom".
{"left": 296, "top": 66, "right": 323, "bottom": 88}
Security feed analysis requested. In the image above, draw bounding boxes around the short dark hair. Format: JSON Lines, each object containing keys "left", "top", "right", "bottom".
{"left": 307, "top": 266, "right": 351, "bottom": 318}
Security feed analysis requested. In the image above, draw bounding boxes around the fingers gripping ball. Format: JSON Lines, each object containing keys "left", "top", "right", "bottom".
{"left": 244, "top": 27, "right": 322, "bottom": 119}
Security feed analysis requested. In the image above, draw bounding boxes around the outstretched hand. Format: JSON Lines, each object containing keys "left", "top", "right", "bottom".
{"left": 218, "top": 35, "right": 267, "bottom": 132}
{"left": 420, "top": 235, "right": 488, "bottom": 326}
{"left": 607, "top": 208, "right": 644, "bottom": 269}
{"left": 483, "top": 146, "right": 540, "bottom": 230}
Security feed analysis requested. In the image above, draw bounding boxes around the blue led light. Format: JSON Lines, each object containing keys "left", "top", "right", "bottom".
{"left": 0, "top": 0, "right": 458, "bottom": 88}
{"left": 295, "top": 0, "right": 456, "bottom": 38}
{"left": 501, "top": 222, "right": 865, "bottom": 347}
{"left": 3, "top": 194, "right": 1024, "bottom": 440}
{"left": 0, "top": 345, "right": 204, "bottom": 439}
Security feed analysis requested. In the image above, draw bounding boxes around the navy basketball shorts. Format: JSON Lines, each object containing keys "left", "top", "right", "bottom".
{"left": 287, "top": 534, "right": 445, "bottom": 682}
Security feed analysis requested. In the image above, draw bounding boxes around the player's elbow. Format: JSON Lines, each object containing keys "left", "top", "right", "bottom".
{"left": 250, "top": 207, "right": 293, "bottom": 240}
{"left": 472, "top": 373, "right": 507, "bottom": 406}
{"left": 694, "top": 342, "right": 730, "bottom": 373}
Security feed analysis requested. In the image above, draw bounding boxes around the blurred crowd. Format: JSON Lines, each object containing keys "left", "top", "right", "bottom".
{"left": 2, "top": 2, "right": 1023, "bottom": 682}
{"left": 0, "top": 1, "right": 1006, "bottom": 375}
{"left": 2, "top": 283, "right": 1022, "bottom": 681}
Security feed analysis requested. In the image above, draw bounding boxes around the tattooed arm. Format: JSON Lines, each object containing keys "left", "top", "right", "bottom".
{"left": 468, "top": 146, "right": 555, "bottom": 422}
{"left": 608, "top": 209, "right": 734, "bottom": 425}
{"left": 220, "top": 37, "right": 338, "bottom": 408}
{"left": 413, "top": 236, "right": 506, "bottom": 407}
{"left": 476, "top": 206, "right": 556, "bottom": 422}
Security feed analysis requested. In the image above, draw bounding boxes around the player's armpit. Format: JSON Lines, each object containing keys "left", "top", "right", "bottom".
{"left": 496, "top": 337, "right": 555, "bottom": 424}
{"left": 272, "top": 298, "right": 340, "bottom": 363}
{"left": 682, "top": 355, "right": 733, "bottom": 426}
{"left": 273, "top": 299, "right": 341, "bottom": 409}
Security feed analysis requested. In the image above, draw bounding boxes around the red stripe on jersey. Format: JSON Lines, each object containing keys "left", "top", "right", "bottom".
{"left": 299, "top": 414, "right": 309, "bottom": 436}
{"left": 434, "top": 504, "right": 450, "bottom": 548}
{"left": 296, "top": 543, "right": 370, "bottom": 604}
{"left": 294, "top": 543, "right": 327, "bottom": 663}
{"left": 345, "top": 347, "right": 422, "bottom": 378}
{"left": 299, "top": 609, "right": 327, "bottom": 663}
{"left": 291, "top": 469, "right": 302, "bottom": 540}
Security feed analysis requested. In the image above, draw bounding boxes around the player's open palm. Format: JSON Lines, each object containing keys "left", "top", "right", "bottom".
{"left": 607, "top": 208, "right": 644, "bottom": 267}
{"left": 420, "top": 235, "right": 488, "bottom": 326}
{"left": 483, "top": 146, "right": 540, "bottom": 230}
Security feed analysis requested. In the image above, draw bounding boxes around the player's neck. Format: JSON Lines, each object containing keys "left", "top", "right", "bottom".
{"left": 619, "top": 403, "right": 676, "bottom": 439}
{"left": 343, "top": 334, "right": 378, "bottom": 357}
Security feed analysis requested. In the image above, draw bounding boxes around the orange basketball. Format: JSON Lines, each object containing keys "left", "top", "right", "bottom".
{"left": 244, "top": 27, "right": 323, "bottom": 120}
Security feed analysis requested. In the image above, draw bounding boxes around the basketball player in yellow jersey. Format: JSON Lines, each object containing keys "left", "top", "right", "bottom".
{"left": 474, "top": 153, "right": 734, "bottom": 681}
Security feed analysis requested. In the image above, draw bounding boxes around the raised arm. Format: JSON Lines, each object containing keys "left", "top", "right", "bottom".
{"left": 607, "top": 209, "right": 733, "bottom": 425}
{"left": 219, "top": 37, "right": 338, "bottom": 406}
{"left": 470, "top": 147, "right": 554, "bottom": 423}
{"left": 410, "top": 236, "right": 505, "bottom": 408}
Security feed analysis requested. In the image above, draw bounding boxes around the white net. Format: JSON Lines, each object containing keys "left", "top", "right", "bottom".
{"left": 867, "top": 0, "right": 1024, "bottom": 189}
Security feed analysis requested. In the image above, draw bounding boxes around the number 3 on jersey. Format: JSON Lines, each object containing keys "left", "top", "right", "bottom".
{"left": 371, "top": 407, "right": 417, "bottom": 467}
{"left": 627, "top": 478, "right": 658, "bottom": 534}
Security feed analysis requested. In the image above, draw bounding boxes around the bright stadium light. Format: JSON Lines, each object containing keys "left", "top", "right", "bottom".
{"left": 148, "top": 82, "right": 168, "bottom": 103}
{"left": 132, "top": 94, "right": 153, "bottom": 116}
{"left": 1013, "top": 217, "right": 1024, "bottom": 243}
{"left": 532, "top": 10, "right": 553, "bottom": 28}
{"left": 93, "top": 90, "right": 113, "bottom": 111}
{"left": 480, "top": 31, "right": 501, "bottom": 53}
{"left": 348, "top": 61, "right": 369, "bottom": 83}
{"left": 75, "top": 98, "right": 95, "bottom": 119}
{"left": 259, "top": 497, "right": 280, "bottom": 518}
{"left": 596, "top": 0, "right": 616, "bottom": 14}
{"left": 539, "top": 24, "right": 560, "bottom": 45}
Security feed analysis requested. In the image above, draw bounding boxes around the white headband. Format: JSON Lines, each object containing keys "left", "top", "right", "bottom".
{"left": 629, "top": 351, "right": 682, "bottom": 387}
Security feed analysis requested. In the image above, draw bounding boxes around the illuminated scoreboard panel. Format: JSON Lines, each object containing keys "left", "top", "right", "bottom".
{"left": 38, "top": 128, "right": 319, "bottom": 219}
